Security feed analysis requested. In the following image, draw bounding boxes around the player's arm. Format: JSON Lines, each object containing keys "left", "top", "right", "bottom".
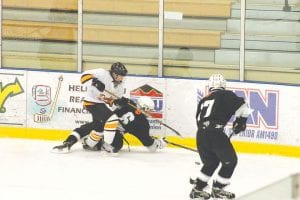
{"left": 195, "top": 100, "right": 204, "bottom": 127}
{"left": 98, "top": 94, "right": 130, "bottom": 110}
{"left": 232, "top": 99, "right": 251, "bottom": 134}
{"left": 91, "top": 78, "right": 105, "bottom": 92}
{"left": 80, "top": 70, "right": 106, "bottom": 92}
{"left": 80, "top": 73, "right": 93, "bottom": 84}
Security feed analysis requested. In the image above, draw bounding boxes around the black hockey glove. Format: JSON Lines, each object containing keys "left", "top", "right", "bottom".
{"left": 114, "top": 97, "right": 129, "bottom": 107}
{"left": 92, "top": 78, "right": 105, "bottom": 92}
{"left": 232, "top": 117, "right": 247, "bottom": 134}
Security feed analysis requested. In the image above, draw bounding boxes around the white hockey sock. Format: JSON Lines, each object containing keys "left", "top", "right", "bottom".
{"left": 85, "top": 131, "right": 103, "bottom": 147}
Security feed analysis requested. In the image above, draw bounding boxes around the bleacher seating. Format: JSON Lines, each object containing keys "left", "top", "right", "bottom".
{"left": 2, "top": 0, "right": 300, "bottom": 84}
{"left": 2, "top": 0, "right": 231, "bottom": 75}
{"left": 3, "top": 0, "right": 232, "bottom": 18}
{"left": 3, "top": 0, "right": 77, "bottom": 11}
{"left": 3, "top": 20, "right": 221, "bottom": 48}
{"left": 218, "top": 0, "right": 300, "bottom": 72}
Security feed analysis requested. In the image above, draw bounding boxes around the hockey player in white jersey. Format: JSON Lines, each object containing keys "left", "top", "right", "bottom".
{"left": 52, "top": 62, "right": 129, "bottom": 153}
{"left": 190, "top": 74, "right": 251, "bottom": 200}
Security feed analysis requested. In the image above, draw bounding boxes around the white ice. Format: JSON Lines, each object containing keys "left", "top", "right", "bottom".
{"left": 0, "top": 138, "right": 300, "bottom": 200}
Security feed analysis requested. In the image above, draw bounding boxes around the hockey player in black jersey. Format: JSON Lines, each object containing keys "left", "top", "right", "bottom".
{"left": 190, "top": 74, "right": 251, "bottom": 200}
{"left": 83, "top": 96, "right": 166, "bottom": 153}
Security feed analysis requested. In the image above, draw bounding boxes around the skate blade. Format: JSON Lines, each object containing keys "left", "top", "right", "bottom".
{"left": 50, "top": 147, "right": 70, "bottom": 154}
{"left": 100, "top": 151, "right": 119, "bottom": 157}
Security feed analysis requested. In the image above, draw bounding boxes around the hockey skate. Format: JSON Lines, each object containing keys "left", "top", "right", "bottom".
{"left": 51, "top": 141, "right": 72, "bottom": 153}
{"left": 189, "top": 178, "right": 211, "bottom": 200}
{"left": 211, "top": 182, "right": 235, "bottom": 200}
{"left": 100, "top": 141, "right": 118, "bottom": 156}
{"left": 147, "top": 138, "right": 166, "bottom": 152}
{"left": 82, "top": 137, "right": 102, "bottom": 151}
{"left": 190, "top": 187, "right": 211, "bottom": 200}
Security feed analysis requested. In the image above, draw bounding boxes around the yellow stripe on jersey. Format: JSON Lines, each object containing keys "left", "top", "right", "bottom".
{"left": 89, "top": 131, "right": 102, "bottom": 141}
{"left": 83, "top": 101, "right": 96, "bottom": 106}
{"left": 80, "top": 74, "right": 93, "bottom": 84}
{"left": 104, "top": 120, "right": 118, "bottom": 131}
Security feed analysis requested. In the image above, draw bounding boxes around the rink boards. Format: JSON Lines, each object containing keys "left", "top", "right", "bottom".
{"left": 0, "top": 69, "right": 300, "bottom": 157}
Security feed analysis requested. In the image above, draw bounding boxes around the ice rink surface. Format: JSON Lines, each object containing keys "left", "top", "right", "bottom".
{"left": 0, "top": 138, "right": 300, "bottom": 200}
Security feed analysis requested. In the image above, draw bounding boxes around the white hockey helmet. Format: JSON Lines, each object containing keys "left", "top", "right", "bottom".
{"left": 137, "top": 96, "right": 155, "bottom": 112}
{"left": 208, "top": 74, "right": 226, "bottom": 91}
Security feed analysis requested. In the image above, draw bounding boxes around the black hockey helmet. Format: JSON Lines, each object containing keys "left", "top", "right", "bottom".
{"left": 110, "top": 62, "right": 128, "bottom": 76}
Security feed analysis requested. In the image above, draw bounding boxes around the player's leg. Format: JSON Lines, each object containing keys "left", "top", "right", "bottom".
{"left": 82, "top": 104, "right": 113, "bottom": 148}
{"left": 190, "top": 130, "right": 219, "bottom": 199}
{"left": 146, "top": 137, "right": 166, "bottom": 152}
{"left": 110, "top": 129, "right": 124, "bottom": 152}
{"left": 83, "top": 114, "right": 120, "bottom": 153}
{"left": 52, "top": 131, "right": 81, "bottom": 153}
{"left": 52, "top": 108, "right": 97, "bottom": 153}
{"left": 190, "top": 157, "right": 219, "bottom": 200}
{"left": 131, "top": 125, "right": 166, "bottom": 152}
{"left": 95, "top": 129, "right": 123, "bottom": 154}
{"left": 211, "top": 132, "right": 237, "bottom": 199}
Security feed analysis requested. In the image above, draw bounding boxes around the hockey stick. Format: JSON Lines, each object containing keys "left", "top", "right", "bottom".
{"left": 162, "top": 137, "right": 197, "bottom": 153}
{"left": 104, "top": 89, "right": 184, "bottom": 138}
{"left": 157, "top": 121, "right": 183, "bottom": 138}
{"left": 34, "top": 75, "right": 63, "bottom": 122}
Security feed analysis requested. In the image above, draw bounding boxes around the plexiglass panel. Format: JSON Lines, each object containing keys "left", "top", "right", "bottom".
{"left": 244, "top": 0, "right": 300, "bottom": 84}
{"left": 1, "top": 0, "right": 299, "bottom": 85}
{"left": 237, "top": 173, "right": 300, "bottom": 200}
{"left": 2, "top": 0, "right": 78, "bottom": 71}
{"left": 162, "top": 0, "right": 240, "bottom": 80}
{"left": 82, "top": 0, "right": 159, "bottom": 75}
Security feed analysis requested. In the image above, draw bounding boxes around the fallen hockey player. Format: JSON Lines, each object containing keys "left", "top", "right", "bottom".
{"left": 52, "top": 96, "right": 165, "bottom": 154}
{"left": 82, "top": 96, "right": 166, "bottom": 154}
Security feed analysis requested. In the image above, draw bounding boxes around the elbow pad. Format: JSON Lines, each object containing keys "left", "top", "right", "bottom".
{"left": 235, "top": 103, "right": 251, "bottom": 118}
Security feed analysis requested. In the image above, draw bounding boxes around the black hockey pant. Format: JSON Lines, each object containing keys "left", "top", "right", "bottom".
{"left": 110, "top": 125, "right": 155, "bottom": 151}
{"left": 74, "top": 103, "right": 113, "bottom": 138}
{"left": 196, "top": 128, "right": 238, "bottom": 180}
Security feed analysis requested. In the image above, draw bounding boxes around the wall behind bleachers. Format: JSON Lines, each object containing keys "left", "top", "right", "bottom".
{"left": 1, "top": 0, "right": 300, "bottom": 84}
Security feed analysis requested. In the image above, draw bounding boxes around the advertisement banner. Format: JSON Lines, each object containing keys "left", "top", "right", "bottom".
{"left": 26, "top": 72, "right": 167, "bottom": 135}
{"left": 177, "top": 79, "right": 299, "bottom": 146}
{"left": 2, "top": 69, "right": 299, "bottom": 147}
{"left": 27, "top": 71, "right": 91, "bottom": 130}
{"left": 227, "top": 81, "right": 299, "bottom": 146}
{"left": 0, "top": 70, "right": 26, "bottom": 126}
{"left": 125, "top": 76, "right": 167, "bottom": 136}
